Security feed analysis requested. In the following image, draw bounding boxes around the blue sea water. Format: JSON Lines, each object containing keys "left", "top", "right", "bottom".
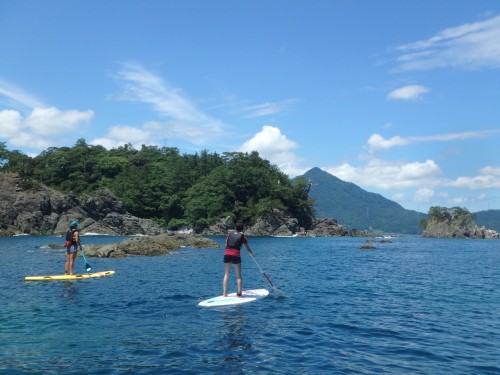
{"left": 0, "top": 235, "right": 499, "bottom": 374}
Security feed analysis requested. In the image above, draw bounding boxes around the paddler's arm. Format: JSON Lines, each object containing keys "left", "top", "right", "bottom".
{"left": 76, "top": 231, "right": 82, "bottom": 250}
{"left": 243, "top": 243, "right": 253, "bottom": 256}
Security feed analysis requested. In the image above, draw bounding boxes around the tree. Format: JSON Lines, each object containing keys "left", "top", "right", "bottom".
{"left": 0, "top": 142, "right": 314, "bottom": 230}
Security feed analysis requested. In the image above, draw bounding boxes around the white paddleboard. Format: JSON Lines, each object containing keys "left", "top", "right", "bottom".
{"left": 198, "top": 288, "right": 269, "bottom": 307}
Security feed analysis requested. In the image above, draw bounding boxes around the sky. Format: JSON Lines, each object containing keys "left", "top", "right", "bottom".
{"left": 1, "top": 0, "right": 500, "bottom": 214}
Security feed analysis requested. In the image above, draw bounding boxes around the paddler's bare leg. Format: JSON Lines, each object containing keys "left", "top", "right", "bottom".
{"left": 235, "top": 264, "right": 242, "bottom": 297}
{"left": 223, "top": 262, "right": 231, "bottom": 296}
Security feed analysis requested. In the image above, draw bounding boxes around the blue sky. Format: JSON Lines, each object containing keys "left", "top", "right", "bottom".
{"left": 1, "top": 1, "right": 500, "bottom": 214}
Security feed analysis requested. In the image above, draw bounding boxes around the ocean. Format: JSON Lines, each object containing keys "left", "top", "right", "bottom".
{"left": 1, "top": 235, "right": 499, "bottom": 374}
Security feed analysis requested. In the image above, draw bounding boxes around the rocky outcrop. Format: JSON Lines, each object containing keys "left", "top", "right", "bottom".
{"left": 422, "top": 210, "right": 500, "bottom": 239}
{"left": 246, "top": 209, "right": 301, "bottom": 236}
{"left": 0, "top": 173, "right": 162, "bottom": 236}
{"left": 82, "top": 233, "right": 220, "bottom": 258}
{"left": 203, "top": 210, "right": 372, "bottom": 237}
{"left": 423, "top": 221, "right": 500, "bottom": 239}
{"left": 304, "top": 218, "right": 370, "bottom": 237}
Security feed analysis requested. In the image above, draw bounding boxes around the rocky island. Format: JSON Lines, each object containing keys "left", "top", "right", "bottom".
{"left": 422, "top": 206, "right": 500, "bottom": 239}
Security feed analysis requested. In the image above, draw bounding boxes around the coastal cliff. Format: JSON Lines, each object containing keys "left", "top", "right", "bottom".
{"left": 0, "top": 173, "right": 162, "bottom": 236}
{"left": 1, "top": 172, "right": 371, "bottom": 238}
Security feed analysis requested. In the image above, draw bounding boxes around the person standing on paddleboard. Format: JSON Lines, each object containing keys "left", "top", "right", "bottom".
{"left": 223, "top": 220, "right": 253, "bottom": 297}
{"left": 64, "top": 221, "right": 82, "bottom": 275}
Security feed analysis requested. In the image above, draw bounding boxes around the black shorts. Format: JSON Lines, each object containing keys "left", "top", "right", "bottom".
{"left": 224, "top": 255, "right": 241, "bottom": 264}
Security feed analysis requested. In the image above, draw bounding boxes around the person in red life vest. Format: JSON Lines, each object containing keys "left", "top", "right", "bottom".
{"left": 223, "top": 219, "right": 253, "bottom": 297}
{"left": 64, "top": 220, "right": 82, "bottom": 275}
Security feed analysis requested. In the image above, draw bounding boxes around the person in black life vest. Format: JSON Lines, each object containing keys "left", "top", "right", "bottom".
{"left": 223, "top": 220, "right": 253, "bottom": 297}
{"left": 64, "top": 220, "right": 82, "bottom": 275}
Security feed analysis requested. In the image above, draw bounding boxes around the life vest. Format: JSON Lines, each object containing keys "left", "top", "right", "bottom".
{"left": 65, "top": 229, "right": 78, "bottom": 244}
{"left": 226, "top": 231, "right": 244, "bottom": 250}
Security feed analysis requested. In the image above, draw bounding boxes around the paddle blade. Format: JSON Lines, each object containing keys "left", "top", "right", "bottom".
{"left": 262, "top": 271, "right": 285, "bottom": 298}
{"left": 85, "top": 263, "right": 92, "bottom": 272}
{"left": 273, "top": 286, "right": 286, "bottom": 298}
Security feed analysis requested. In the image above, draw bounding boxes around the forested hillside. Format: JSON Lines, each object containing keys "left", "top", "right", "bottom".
{"left": 302, "top": 167, "right": 424, "bottom": 234}
{"left": 0, "top": 140, "right": 314, "bottom": 231}
{"left": 474, "top": 209, "right": 500, "bottom": 232}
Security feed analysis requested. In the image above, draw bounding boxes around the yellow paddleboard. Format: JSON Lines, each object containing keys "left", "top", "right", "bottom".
{"left": 24, "top": 270, "right": 115, "bottom": 281}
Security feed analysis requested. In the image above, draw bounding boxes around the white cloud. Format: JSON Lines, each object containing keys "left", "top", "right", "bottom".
{"left": 366, "top": 129, "right": 500, "bottom": 155}
{"left": 367, "top": 133, "right": 411, "bottom": 154}
{"left": 0, "top": 107, "right": 93, "bottom": 148}
{"left": 114, "top": 62, "right": 225, "bottom": 144}
{"left": 241, "top": 98, "right": 299, "bottom": 118}
{"left": 387, "top": 85, "right": 430, "bottom": 101}
{"left": 323, "top": 157, "right": 500, "bottom": 193}
{"left": 447, "top": 175, "right": 500, "bottom": 190}
{"left": 481, "top": 166, "right": 500, "bottom": 176}
{"left": 238, "top": 125, "right": 307, "bottom": 176}
{"left": 26, "top": 107, "right": 93, "bottom": 136}
{"left": 0, "top": 78, "right": 45, "bottom": 108}
{"left": 438, "top": 192, "right": 488, "bottom": 206}
{"left": 395, "top": 15, "right": 500, "bottom": 71}
{"left": 0, "top": 79, "right": 94, "bottom": 150}
{"left": 8, "top": 132, "right": 52, "bottom": 150}
{"left": 0, "top": 110, "right": 23, "bottom": 137}
{"left": 413, "top": 188, "right": 435, "bottom": 203}
{"left": 90, "top": 125, "right": 153, "bottom": 150}
{"left": 323, "top": 159, "right": 442, "bottom": 190}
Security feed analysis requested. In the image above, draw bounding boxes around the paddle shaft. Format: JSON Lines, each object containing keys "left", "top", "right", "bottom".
{"left": 81, "top": 248, "right": 92, "bottom": 272}
{"left": 250, "top": 254, "right": 285, "bottom": 297}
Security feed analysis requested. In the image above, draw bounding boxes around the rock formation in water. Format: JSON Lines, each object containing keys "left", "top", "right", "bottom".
{"left": 422, "top": 206, "right": 500, "bottom": 239}
{"left": 81, "top": 232, "right": 220, "bottom": 258}
{"left": 202, "top": 209, "right": 372, "bottom": 237}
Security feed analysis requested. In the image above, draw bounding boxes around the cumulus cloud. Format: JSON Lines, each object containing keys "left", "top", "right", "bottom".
{"left": 366, "top": 129, "right": 500, "bottom": 155}
{"left": 0, "top": 107, "right": 93, "bottom": 148}
{"left": 387, "top": 85, "right": 430, "bottom": 101}
{"left": 114, "top": 62, "right": 225, "bottom": 144}
{"left": 394, "top": 14, "right": 500, "bottom": 71}
{"left": 447, "top": 174, "right": 500, "bottom": 190}
{"left": 322, "top": 156, "right": 500, "bottom": 195}
{"left": 8, "top": 132, "right": 53, "bottom": 150}
{"left": 323, "top": 159, "right": 442, "bottom": 190}
{"left": 238, "top": 125, "right": 307, "bottom": 176}
{"left": 0, "top": 78, "right": 94, "bottom": 150}
{"left": 438, "top": 192, "right": 488, "bottom": 206}
{"left": 0, "top": 110, "right": 23, "bottom": 137}
{"left": 481, "top": 166, "right": 500, "bottom": 176}
{"left": 25, "top": 107, "right": 93, "bottom": 136}
{"left": 91, "top": 125, "right": 153, "bottom": 150}
{"left": 413, "top": 188, "right": 435, "bottom": 203}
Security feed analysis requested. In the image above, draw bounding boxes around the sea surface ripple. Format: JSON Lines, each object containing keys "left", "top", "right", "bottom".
{"left": 0, "top": 235, "right": 499, "bottom": 374}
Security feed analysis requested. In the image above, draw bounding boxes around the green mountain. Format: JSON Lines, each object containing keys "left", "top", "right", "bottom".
{"left": 474, "top": 210, "right": 500, "bottom": 232}
{"left": 302, "top": 167, "right": 425, "bottom": 234}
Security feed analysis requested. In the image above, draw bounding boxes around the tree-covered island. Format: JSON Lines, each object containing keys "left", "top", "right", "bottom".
{"left": 421, "top": 206, "right": 499, "bottom": 239}
{"left": 0, "top": 140, "right": 314, "bottom": 233}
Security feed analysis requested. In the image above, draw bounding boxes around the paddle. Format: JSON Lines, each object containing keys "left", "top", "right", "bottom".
{"left": 81, "top": 248, "right": 92, "bottom": 273}
{"left": 250, "top": 254, "right": 285, "bottom": 298}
